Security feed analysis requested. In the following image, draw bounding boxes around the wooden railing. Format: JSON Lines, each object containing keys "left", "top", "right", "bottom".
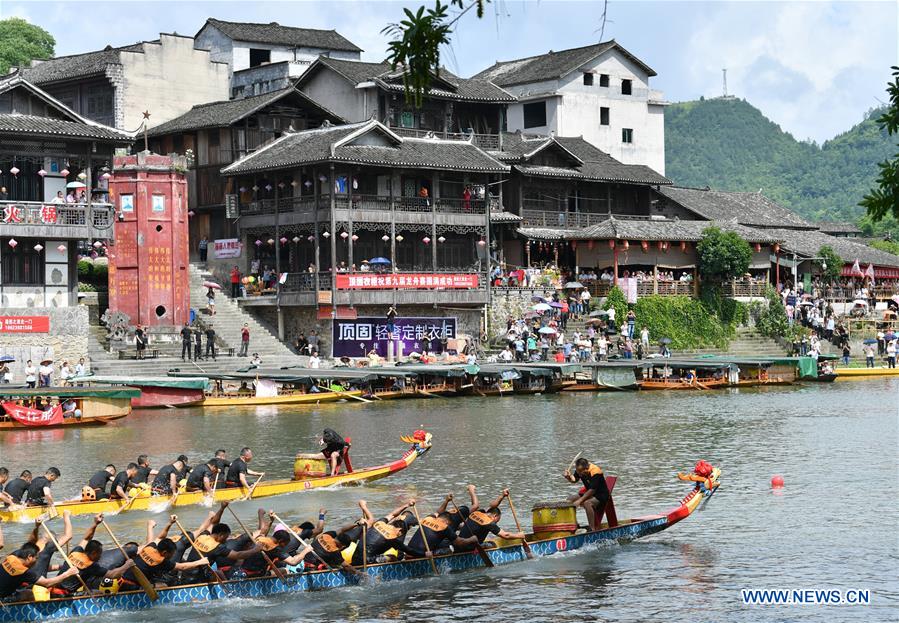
{"left": 520, "top": 209, "right": 610, "bottom": 229}
{"left": 240, "top": 194, "right": 489, "bottom": 215}
{"left": 721, "top": 280, "right": 769, "bottom": 297}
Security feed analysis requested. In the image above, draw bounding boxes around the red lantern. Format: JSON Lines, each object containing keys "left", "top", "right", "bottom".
{"left": 754, "top": 243, "right": 762, "bottom": 253}
{"left": 608, "top": 239, "right": 616, "bottom": 249}
{"left": 587, "top": 240, "right": 595, "bottom": 250}
{"left": 570, "top": 240, "right": 577, "bottom": 250}
{"left": 622, "top": 240, "right": 629, "bottom": 250}
{"left": 641, "top": 240, "right": 649, "bottom": 252}
{"left": 657, "top": 240, "right": 664, "bottom": 251}
{"left": 773, "top": 243, "right": 780, "bottom": 253}
{"left": 680, "top": 241, "right": 687, "bottom": 252}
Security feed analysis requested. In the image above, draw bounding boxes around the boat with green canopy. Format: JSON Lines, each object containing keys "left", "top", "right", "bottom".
{"left": 0, "top": 386, "right": 138, "bottom": 429}
{"left": 70, "top": 374, "right": 209, "bottom": 408}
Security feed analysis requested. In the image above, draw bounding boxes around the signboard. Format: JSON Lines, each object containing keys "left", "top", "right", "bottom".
{"left": 332, "top": 317, "right": 457, "bottom": 358}
{"left": 1, "top": 402, "right": 63, "bottom": 426}
{"left": 0, "top": 316, "right": 50, "bottom": 333}
{"left": 213, "top": 238, "right": 242, "bottom": 259}
{"left": 224, "top": 194, "right": 239, "bottom": 219}
{"left": 335, "top": 273, "right": 478, "bottom": 289}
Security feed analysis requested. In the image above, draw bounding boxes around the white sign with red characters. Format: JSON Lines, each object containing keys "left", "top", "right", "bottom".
{"left": 213, "top": 238, "right": 242, "bottom": 259}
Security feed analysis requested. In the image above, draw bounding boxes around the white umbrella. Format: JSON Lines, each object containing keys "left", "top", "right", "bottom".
{"left": 66, "top": 181, "right": 87, "bottom": 189}
{"left": 532, "top": 303, "right": 551, "bottom": 312}
{"left": 538, "top": 327, "right": 557, "bottom": 334}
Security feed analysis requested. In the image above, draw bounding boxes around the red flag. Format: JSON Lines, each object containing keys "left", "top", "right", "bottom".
{"left": 2, "top": 402, "right": 64, "bottom": 426}
{"left": 851, "top": 259, "right": 862, "bottom": 277}
{"left": 865, "top": 263, "right": 875, "bottom": 285}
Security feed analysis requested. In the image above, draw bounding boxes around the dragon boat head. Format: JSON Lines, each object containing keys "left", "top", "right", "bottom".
{"left": 400, "top": 429, "right": 432, "bottom": 450}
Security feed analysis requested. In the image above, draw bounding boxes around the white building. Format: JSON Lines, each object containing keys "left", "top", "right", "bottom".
{"left": 193, "top": 18, "right": 362, "bottom": 97}
{"left": 475, "top": 40, "right": 667, "bottom": 175}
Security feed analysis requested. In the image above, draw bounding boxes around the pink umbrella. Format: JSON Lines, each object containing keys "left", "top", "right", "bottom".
{"left": 202, "top": 281, "right": 222, "bottom": 290}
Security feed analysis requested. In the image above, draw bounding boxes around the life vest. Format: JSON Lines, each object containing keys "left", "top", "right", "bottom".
{"left": 194, "top": 534, "right": 219, "bottom": 554}
{"left": 68, "top": 552, "right": 93, "bottom": 570}
{"left": 315, "top": 534, "right": 342, "bottom": 553}
{"left": 256, "top": 536, "right": 279, "bottom": 552}
{"left": 138, "top": 547, "right": 165, "bottom": 567}
{"left": 81, "top": 486, "right": 96, "bottom": 502}
{"left": 468, "top": 511, "right": 494, "bottom": 527}
{"left": 1, "top": 555, "right": 28, "bottom": 576}
{"left": 421, "top": 516, "right": 449, "bottom": 532}
{"left": 372, "top": 521, "right": 401, "bottom": 540}
{"left": 694, "top": 460, "right": 713, "bottom": 478}
{"left": 587, "top": 464, "right": 603, "bottom": 478}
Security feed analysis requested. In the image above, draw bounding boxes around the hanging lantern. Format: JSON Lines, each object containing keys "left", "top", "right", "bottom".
{"left": 37, "top": 169, "right": 47, "bottom": 177}
{"left": 352, "top": 178, "right": 358, "bottom": 190}
{"left": 641, "top": 240, "right": 649, "bottom": 252}
{"left": 304, "top": 180, "right": 312, "bottom": 189}
{"left": 587, "top": 240, "right": 594, "bottom": 250}
{"left": 267, "top": 238, "right": 275, "bottom": 245}
{"left": 93, "top": 241, "right": 103, "bottom": 249}
{"left": 422, "top": 236, "right": 431, "bottom": 244}
{"left": 477, "top": 239, "right": 486, "bottom": 247}
{"left": 255, "top": 239, "right": 263, "bottom": 246}
{"left": 754, "top": 243, "right": 762, "bottom": 253}
{"left": 438, "top": 236, "right": 446, "bottom": 243}
{"left": 351, "top": 234, "right": 359, "bottom": 242}
{"left": 381, "top": 234, "right": 390, "bottom": 242}
{"left": 33, "top": 244, "right": 44, "bottom": 252}
{"left": 662, "top": 241, "right": 669, "bottom": 253}
{"left": 307, "top": 235, "right": 315, "bottom": 242}
{"left": 680, "top": 241, "right": 687, "bottom": 252}
{"left": 187, "top": 210, "right": 195, "bottom": 217}
{"left": 280, "top": 237, "right": 288, "bottom": 244}
{"left": 265, "top": 184, "right": 273, "bottom": 192}
{"left": 9, "top": 166, "right": 20, "bottom": 177}
{"left": 608, "top": 239, "right": 616, "bottom": 249}
{"left": 322, "top": 231, "right": 331, "bottom": 238}
{"left": 60, "top": 168, "right": 69, "bottom": 178}
{"left": 252, "top": 185, "right": 259, "bottom": 192}
{"left": 318, "top": 175, "right": 327, "bottom": 183}
{"left": 7, "top": 239, "right": 17, "bottom": 248}
{"left": 239, "top": 186, "right": 247, "bottom": 193}
{"left": 57, "top": 244, "right": 67, "bottom": 253}
{"left": 77, "top": 172, "right": 87, "bottom": 180}
{"left": 568, "top": 240, "right": 576, "bottom": 250}
{"left": 395, "top": 235, "right": 404, "bottom": 242}
{"left": 292, "top": 236, "right": 301, "bottom": 243}
{"left": 101, "top": 172, "right": 112, "bottom": 180}
{"left": 622, "top": 240, "right": 629, "bottom": 250}
{"left": 290, "top": 180, "right": 298, "bottom": 188}
{"left": 278, "top": 182, "right": 285, "bottom": 189}
{"left": 657, "top": 241, "right": 664, "bottom": 251}
{"left": 773, "top": 243, "right": 780, "bottom": 254}
{"left": 340, "top": 231, "right": 349, "bottom": 239}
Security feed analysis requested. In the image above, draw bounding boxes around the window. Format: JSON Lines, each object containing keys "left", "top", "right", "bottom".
{"left": 622, "top": 128, "right": 633, "bottom": 143}
{"left": 599, "top": 74, "right": 609, "bottom": 87}
{"left": 1, "top": 240, "right": 44, "bottom": 285}
{"left": 249, "top": 48, "right": 271, "bottom": 68}
{"left": 583, "top": 73, "right": 594, "bottom": 86}
{"left": 621, "top": 79, "right": 632, "bottom": 95}
{"left": 600, "top": 107, "right": 610, "bottom": 126}
{"left": 523, "top": 101, "right": 547, "bottom": 129}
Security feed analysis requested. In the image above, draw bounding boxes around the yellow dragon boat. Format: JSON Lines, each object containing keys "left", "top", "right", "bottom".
{"left": 834, "top": 366, "right": 899, "bottom": 379}
{"left": 0, "top": 432, "right": 432, "bottom": 522}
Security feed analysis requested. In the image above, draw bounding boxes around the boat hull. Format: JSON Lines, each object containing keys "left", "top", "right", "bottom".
{"left": 834, "top": 367, "right": 899, "bottom": 379}
{"left": 198, "top": 390, "right": 358, "bottom": 407}
{"left": 0, "top": 413, "right": 126, "bottom": 430}
{"left": 0, "top": 472, "right": 717, "bottom": 622}
{"left": 0, "top": 442, "right": 430, "bottom": 522}
{"left": 133, "top": 387, "right": 205, "bottom": 408}
{"left": 640, "top": 378, "right": 730, "bottom": 390}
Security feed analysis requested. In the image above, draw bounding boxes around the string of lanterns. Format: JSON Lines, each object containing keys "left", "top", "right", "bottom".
{"left": 249, "top": 232, "right": 474, "bottom": 246}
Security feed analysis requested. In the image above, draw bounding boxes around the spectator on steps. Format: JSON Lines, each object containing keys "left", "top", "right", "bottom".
{"left": 230, "top": 266, "right": 241, "bottom": 298}
{"left": 239, "top": 323, "right": 250, "bottom": 357}
{"left": 205, "top": 325, "right": 216, "bottom": 360}
{"left": 198, "top": 237, "right": 208, "bottom": 263}
{"left": 194, "top": 325, "right": 203, "bottom": 361}
{"left": 180, "top": 323, "right": 192, "bottom": 361}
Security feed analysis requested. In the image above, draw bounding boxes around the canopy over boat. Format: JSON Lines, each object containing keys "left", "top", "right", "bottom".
{"left": 70, "top": 375, "right": 209, "bottom": 390}
{"left": 387, "top": 364, "right": 475, "bottom": 378}
{"left": 516, "top": 362, "right": 583, "bottom": 375}
{"left": 475, "top": 364, "right": 554, "bottom": 378}
{"left": 0, "top": 386, "right": 140, "bottom": 399}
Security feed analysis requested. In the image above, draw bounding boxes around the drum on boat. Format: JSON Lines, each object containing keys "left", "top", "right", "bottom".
{"left": 531, "top": 501, "right": 578, "bottom": 538}
{"left": 293, "top": 453, "right": 328, "bottom": 480}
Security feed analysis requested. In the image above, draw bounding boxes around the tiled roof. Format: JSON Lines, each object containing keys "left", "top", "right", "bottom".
{"left": 657, "top": 186, "right": 813, "bottom": 228}
{"left": 221, "top": 120, "right": 510, "bottom": 175}
{"left": 0, "top": 113, "right": 132, "bottom": 141}
{"left": 490, "top": 211, "right": 524, "bottom": 223}
{"left": 474, "top": 40, "right": 656, "bottom": 87}
{"left": 815, "top": 221, "right": 862, "bottom": 235}
{"left": 147, "top": 86, "right": 344, "bottom": 136}
{"left": 301, "top": 57, "right": 515, "bottom": 103}
{"left": 517, "top": 218, "right": 778, "bottom": 244}
{"left": 765, "top": 228, "right": 899, "bottom": 268}
{"left": 23, "top": 43, "right": 146, "bottom": 85}
{"left": 201, "top": 18, "right": 361, "bottom": 52}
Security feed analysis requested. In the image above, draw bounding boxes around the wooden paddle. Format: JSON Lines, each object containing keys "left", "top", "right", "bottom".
{"left": 317, "top": 384, "right": 372, "bottom": 403}
{"left": 241, "top": 474, "right": 265, "bottom": 501}
{"left": 270, "top": 512, "right": 363, "bottom": 579}
{"left": 566, "top": 452, "right": 582, "bottom": 475}
{"left": 409, "top": 502, "right": 439, "bottom": 575}
{"left": 172, "top": 517, "right": 228, "bottom": 588}
{"left": 225, "top": 506, "right": 289, "bottom": 584}
{"left": 448, "top": 500, "right": 493, "bottom": 568}
{"left": 39, "top": 522, "right": 93, "bottom": 596}
{"left": 505, "top": 495, "right": 533, "bottom": 560}
{"left": 361, "top": 522, "right": 367, "bottom": 574}
{"left": 99, "top": 520, "right": 158, "bottom": 601}
{"left": 206, "top": 473, "right": 219, "bottom": 506}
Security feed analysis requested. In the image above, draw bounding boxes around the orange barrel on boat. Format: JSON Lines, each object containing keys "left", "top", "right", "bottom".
{"left": 293, "top": 454, "right": 328, "bottom": 480}
{"left": 531, "top": 501, "right": 578, "bottom": 538}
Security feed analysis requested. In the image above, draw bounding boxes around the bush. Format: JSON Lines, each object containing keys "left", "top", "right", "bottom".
{"left": 77, "top": 282, "right": 97, "bottom": 292}
{"left": 603, "top": 286, "right": 628, "bottom": 326}
{"left": 77, "top": 258, "right": 93, "bottom": 279}
{"left": 91, "top": 260, "right": 108, "bottom": 281}
{"left": 817, "top": 245, "right": 843, "bottom": 283}
{"left": 697, "top": 226, "right": 752, "bottom": 281}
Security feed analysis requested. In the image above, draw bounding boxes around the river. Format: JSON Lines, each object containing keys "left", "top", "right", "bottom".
{"left": 1, "top": 379, "right": 896, "bottom": 622}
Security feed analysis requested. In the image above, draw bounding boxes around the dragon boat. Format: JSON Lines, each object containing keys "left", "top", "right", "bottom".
{"left": 0, "top": 432, "right": 432, "bottom": 523}
{"left": 0, "top": 467, "right": 720, "bottom": 622}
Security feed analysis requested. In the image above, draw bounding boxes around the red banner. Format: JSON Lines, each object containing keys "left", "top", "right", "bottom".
{"left": 2, "top": 402, "right": 64, "bottom": 426}
{"left": 335, "top": 273, "right": 479, "bottom": 289}
{"left": 0, "top": 316, "right": 50, "bottom": 333}
{"left": 840, "top": 265, "right": 899, "bottom": 279}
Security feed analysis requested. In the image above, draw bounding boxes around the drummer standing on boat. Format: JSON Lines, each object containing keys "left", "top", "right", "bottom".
{"left": 564, "top": 457, "right": 610, "bottom": 530}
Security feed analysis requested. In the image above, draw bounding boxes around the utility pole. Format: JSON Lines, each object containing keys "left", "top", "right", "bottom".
{"left": 722, "top": 69, "right": 728, "bottom": 98}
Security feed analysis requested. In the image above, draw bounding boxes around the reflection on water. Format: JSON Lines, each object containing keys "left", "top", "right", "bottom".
{"left": 0, "top": 380, "right": 896, "bottom": 622}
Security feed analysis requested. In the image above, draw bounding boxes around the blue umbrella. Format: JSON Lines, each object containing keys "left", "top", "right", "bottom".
{"left": 863, "top": 338, "right": 878, "bottom": 344}
{"left": 368, "top": 257, "right": 392, "bottom": 265}
{"left": 0, "top": 355, "right": 14, "bottom": 363}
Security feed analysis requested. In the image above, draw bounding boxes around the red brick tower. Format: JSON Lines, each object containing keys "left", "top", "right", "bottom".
{"left": 107, "top": 152, "right": 190, "bottom": 326}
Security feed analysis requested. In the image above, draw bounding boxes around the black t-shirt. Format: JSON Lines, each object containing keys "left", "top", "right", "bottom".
{"left": 242, "top": 537, "right": 283, "bottom": 573}
{"left": 152, "top": 465, "right": 178, "bottom": 491}
{"left": 407, "top": 514, "right": 456, "bottom": 556}
{"left": 3, "top": 478, "right": 29, "bottom": 503}
{"left": 226, "top": 458, "right": 248, "bottom": 484}
{"left": 126, "top": 545, "right": 175, "bottom": 584}
{"left": 579, "top": 465, "right": 610, "bottom": 501}
{"left": 27, "top": 476, "right": 52, "bottom": 504}
{"left": 0, "top": 551, "right": 40, "bottom": 597}
{"left": 58, "top": 545, "right": 107, "bottom": 592}
{"left": 98, "top": 543, "right": 135, "bottom": 571}
{"left": 133, "top": 466, "right": 151, "bottom": 484}
{"left": 88, "top": 470, "right": 113, "bottom": 493}
{"left": 457, "top": 510, "right": 501, "bottom": 543}
{"left": 180, "top": 327, "right": 192, "bottom": 342}
{"left": 110, "top": 471, "right": 132, "bottom": 498}
{"left": 351, "top": 518, "right": 410, "bottom": 564}
{"left": 305, "top": 533, "right": 346, "bottom": 567}
{"left": 186, "top": 464, "right": 214, "bottom": 490}
{"left": 205, "top": 329, "right": 215, "bottom": 341}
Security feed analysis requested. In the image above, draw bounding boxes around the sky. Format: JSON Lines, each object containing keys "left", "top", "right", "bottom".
{"left": 2, "top": 0, "right": 896, "bottom": 143}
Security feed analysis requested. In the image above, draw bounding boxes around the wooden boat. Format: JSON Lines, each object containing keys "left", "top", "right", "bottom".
{"left": 70, "top": 375, "right": 208, "bottom": 408}
{"left": 470, "top": 364, "right": 562, "bottom": 395}
{"left": 388, "top": 364, "right": 476, "bottom": 397}
{"left": 168, "top": 371, "right": 364, "bottom": 407}
{"left": 564, "top": 362, "right": 643, "bottom": 391}
{"left": 0, "top": 432, "right": 432, "bottom": 522}
{"left": 0, "top": 387, "right": 137, "bottom": 429}
{"left": 639, "top": 360, "right": 732, "bottom": 390}
{"left": 0, "top": 467, "right": 720, "bottom": 622}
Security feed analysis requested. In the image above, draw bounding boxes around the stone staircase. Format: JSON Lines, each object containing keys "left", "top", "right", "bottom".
{"left": 85, "top": 264, "right": 303, "bottom": 376}
{"left": 677, "top": 326, "right": 788, "bottom": 358}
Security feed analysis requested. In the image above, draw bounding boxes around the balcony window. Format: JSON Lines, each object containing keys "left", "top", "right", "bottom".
{"left": 249, "top": 48, "right": 271, "bottom": 68}
{"left": 523, "top": 101, "right": 547, "bottom": 129}
{"left": 583, "top": 73, "right": 594, "bottom": 86}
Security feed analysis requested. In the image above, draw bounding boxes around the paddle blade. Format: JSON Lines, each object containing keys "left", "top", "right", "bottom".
{"left": 475, "top": 545, "right": 494, "bottom": 568}
{"left": 132, "top": 566, "right": 159, "bottom": 601}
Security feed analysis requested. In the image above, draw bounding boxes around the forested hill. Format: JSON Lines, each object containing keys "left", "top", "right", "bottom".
{"left": 664, "top": 98, "right": 895, "bottom": 234}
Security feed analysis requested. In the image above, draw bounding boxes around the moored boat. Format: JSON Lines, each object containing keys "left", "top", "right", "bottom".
{"left": 70, "top": 375, "right": 208, "bottom": 408}
{"left": 0, "top": 467, "right": 720, "bottom": 622}
{"left": 470, "top": 364, "right": 562, "bottom": 395}
{"left": 0, "top": 387, "right": 138, "bottom": 429}
{"left": 0, "top": 432, "right": 432, "bottom": 522}
{"left": 639, "top": 360, "right": 732, "bottom": 390}
{"left": 564, "top": 361, "right": 643, "bottom": 391}
{"left": 168, "top": 371, "right": 363, "bottom": 407}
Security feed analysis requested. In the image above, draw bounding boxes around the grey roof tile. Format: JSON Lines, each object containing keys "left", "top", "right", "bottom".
{"left": 23, "top": 43, "right": 147, "bottom": 84}
{"left": 815, "top": 221, "right": 862, "bottom": 235}
{"left": 518, "top": 218, "right": 778, "bottom": 244}
{"left": 202, "top": 18, "right": 361, "bottom": 52}
{"left": 0, "top": 113, "right": 132, "bottom": 141}
{"left": 474, "top": 40, "right": 656, "bottom": 87}
{"left": 765, "top": 228, "right": 899, "bottom": 267}
{"left": 658, "top": 186, "right": 812, "bottom": 228}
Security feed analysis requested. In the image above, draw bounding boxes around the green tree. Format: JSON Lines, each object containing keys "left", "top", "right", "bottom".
{"left": 816, "top": 245, "right": 843, "bottom": 283}
{"left": 696, "top": 226, "right": 752, "bottom": 281}
{"left": 0, "top": 18, "right": 55, "bottom": 75}
{"left": 869, "top": 239, "right": 899, "bottom": 255}
{"left": 860, "top": 66, "right": 899, "bottom": 223}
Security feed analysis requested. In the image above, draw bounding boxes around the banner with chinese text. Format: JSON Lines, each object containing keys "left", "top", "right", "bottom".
{"left": 332, "top": 317, "right": 457, "bottom": 358}
{"left": 213, "top": 239, "right": 242, "bottom": 259}
{"left": 335, "top": 274, "right": 478, "bottom": 289}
